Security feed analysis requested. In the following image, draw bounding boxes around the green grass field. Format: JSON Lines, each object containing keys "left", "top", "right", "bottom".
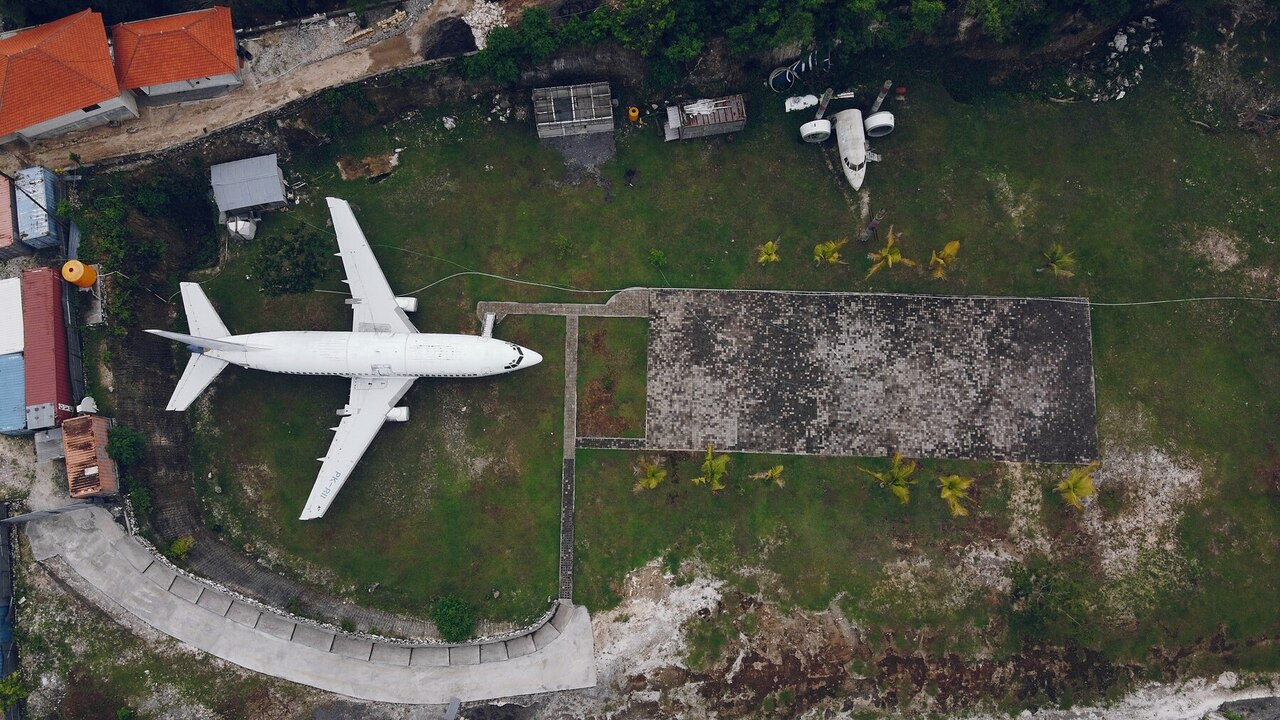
{"left": 167, "top": 58, "right": 1279, "bottom": 663}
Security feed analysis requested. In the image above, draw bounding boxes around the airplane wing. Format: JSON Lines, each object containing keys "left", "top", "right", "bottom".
{"left": 326, "top": 197, "right": 418, "bottom": 334}
{"left": 299, "top": 376, "right": 416, "bottom": 520}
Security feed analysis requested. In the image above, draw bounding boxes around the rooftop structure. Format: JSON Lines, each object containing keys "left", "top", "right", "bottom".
{"left": 21, "top": 267, "right": 74, "bottom": 430}
{"left": 0, "top": 278, "right": 21, "bottom": 356}
{"left": 62, "top": 414, "right": 119, "bottom": 498}
{"left": 210, "top": 154, "right": 287, "bottom": 221}
{"left": 662, "top": 95, "right": 746, "bottom": 142}
{"left": 0, "top": 175, "right": 28, "bottom": 260}
{"left": 14, "top": 167, "right": 62, "bottom": 250}
{"left": 0, "top": 353, "right": 23, "bottom": 435}
{"left": 532, "top": 83, "right": 613, "bottom": 139}
{"left": 112, "top": 7, "right": 241, "bottom": 104}
{"left": 0, "top": 10, "right": 137, "bottom": 142}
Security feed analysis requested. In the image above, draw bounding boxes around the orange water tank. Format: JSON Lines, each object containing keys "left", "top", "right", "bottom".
{"left": 627, "top": 106, "right": 640, "bottom": 122}
{"left": 61, "top": 260, "right": 96, "bottom": 288}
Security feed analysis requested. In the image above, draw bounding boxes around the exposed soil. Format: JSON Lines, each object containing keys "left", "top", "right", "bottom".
{"left": 577, "top": 327, "right": 640, "bottom": 437}
{"left": 336, "top": 150, "right": 402, "bottom": 181}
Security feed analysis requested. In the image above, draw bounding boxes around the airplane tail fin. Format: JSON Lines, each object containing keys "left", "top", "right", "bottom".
{"left": 147, "top": 283, "right": 242, "bottom": 411}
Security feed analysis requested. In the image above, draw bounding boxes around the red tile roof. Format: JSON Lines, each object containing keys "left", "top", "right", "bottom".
{"left": 0, "top": 10, "right": 119, "bottom": 137}
{"left": 112, "top": 7, "right": 237, "bottom": 90}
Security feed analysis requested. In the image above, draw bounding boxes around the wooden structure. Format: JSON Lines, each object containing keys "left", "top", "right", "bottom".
{"left": 663, "top": 95, "right": 746, "bottom": 142}
{"left": 532, "top": 83, "right": 613, "bottom": 139}
{"left": 62, "top": 415, "right": 119, "bottom": 498}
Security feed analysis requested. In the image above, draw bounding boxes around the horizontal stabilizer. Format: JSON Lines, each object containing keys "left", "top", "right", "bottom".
{"left": 179, "top": 282, "right": 230, "bottom": 339}
{"left": 165, "top": 353, "right": 229, "bottom": 411}
{"left": 146, "top": 329, "right": 260, "bottom": 353}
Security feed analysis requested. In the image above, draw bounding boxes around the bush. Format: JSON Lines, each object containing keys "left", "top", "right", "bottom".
{"left": 107, "top": 425, "right": 145, "bottom": 468}
{"left": 253, "top": 225, "right": 332, "bottom": 296}
{"left": 431, "top": 594, "right": 476, "bottom": 642}
{"left": 168, "top": 535, "right": 196, "bottom": 561}
{"left": 0, "top": 673, "right": 25, "bottom": 710}
{"left": 128, "top": 485, "right": 153, "bottom": 519}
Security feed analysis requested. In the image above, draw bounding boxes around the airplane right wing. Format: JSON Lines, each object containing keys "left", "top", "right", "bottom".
{"left": 299, "top": 376, "right": 415, "bottom": 520}
{"left": 326, "top": 197, "right": 418, "bottom": 334}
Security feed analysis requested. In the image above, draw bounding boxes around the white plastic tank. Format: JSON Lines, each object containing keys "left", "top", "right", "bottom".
{"left": 799, "top": 119, "right": 832, "bottom": 143}
{"left": 227, "top": 218, "right": 258, "bottom": 240}
{"left": 864, "top": 111, "right": 895, "bottom": 138}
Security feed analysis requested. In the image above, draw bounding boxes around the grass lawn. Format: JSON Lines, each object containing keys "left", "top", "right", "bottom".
{"left": 577, "top": 317, "right": 648, "bottom": 438}
{"left": 148, "top": 54, "right": 1278, "bottom": 659}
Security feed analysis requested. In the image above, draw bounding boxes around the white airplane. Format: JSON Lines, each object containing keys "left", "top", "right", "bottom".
{"left": 148, "top": 197, "right": 542, "bottom": 520}
{"left": 833, "top": 108, "right": 867, "bottom": 191}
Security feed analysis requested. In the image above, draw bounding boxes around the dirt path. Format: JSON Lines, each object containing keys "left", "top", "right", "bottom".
{"left": 3, "top": 0, "right": 477, "bottom": 172}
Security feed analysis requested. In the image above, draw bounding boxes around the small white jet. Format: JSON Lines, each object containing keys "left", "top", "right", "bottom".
{"left": 149, "top": 197, "right": 542, "bottom": 520}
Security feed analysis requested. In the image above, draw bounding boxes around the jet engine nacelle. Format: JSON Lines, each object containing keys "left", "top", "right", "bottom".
{"left": 386, "top": 406, "right": 410, "bottom": 422}
{"left": 395, "top": 297, "right": 417, "bottom": 312}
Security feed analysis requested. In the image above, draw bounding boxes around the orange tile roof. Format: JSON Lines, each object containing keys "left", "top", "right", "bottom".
{"left": 63, "top": 415, "right": 120, "bottom": 498}
{"left": 112, "top": 7, "right": 237, "bottom": 90}
{"left": 0, "top": 10, "right": 119, "bottom": 137}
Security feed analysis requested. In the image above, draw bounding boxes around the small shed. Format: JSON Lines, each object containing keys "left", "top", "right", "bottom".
{"left": 0, "top": 278, "right": 22, "bottom": 356}
{"left": 0, "top": 354, "right": 24, "bottom": 435}
{"left": 62, "top": 414, "right": 119, "bottom": 498}
{"left": 22, "top": 267, "right": 74, "bottom": 430}
{"left": 210, "top": 154, "right": 287, "bottom": 222}
{"left": 15, "top": 167, "right": 63, "bottom": 250}
{"left": 532, "top": 83, "right": 613, "bottom": 139}
{"left": 0, "top": 175, "right": 30, "bottom": 260}
{"left": 663, "top": 95, "right": 747, "bottom": 142}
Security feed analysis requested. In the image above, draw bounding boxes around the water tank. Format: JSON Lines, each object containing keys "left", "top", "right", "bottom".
{"left": 864, "top": 111, "right": 895, "bottom": 138}
{"left": 61, "top": 260, "right": 96, "bottom": 288}
{"left": 800, "top": 119, "right": 832, "bottom": 143}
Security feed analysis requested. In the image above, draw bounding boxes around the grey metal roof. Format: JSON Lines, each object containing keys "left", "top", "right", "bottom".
{"left": 210, "top": 154, "right": 286, "bottom": 213}
{"left": 532, "top": 83, "right": 612, "bottom": 127}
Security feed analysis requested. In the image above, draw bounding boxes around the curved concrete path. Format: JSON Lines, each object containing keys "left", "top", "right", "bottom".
{"left": 26, "top": 507, "right": 596, "bottom": 703}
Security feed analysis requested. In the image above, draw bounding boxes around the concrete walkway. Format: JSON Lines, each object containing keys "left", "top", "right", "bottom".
{"left": 27, "top": 507, "right": 597, "bottom": 704}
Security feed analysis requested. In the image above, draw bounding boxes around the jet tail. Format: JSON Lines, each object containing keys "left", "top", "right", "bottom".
{"left": 178, "top": 282, "right": 229, "bottom": 339}
{"left": 147, "top": 283, "right": 244, "bottom": 411}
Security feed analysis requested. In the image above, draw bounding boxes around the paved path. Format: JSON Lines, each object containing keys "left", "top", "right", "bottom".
{"left": 559, "top": 316, "right": 579, "bottom": 600}
{"left": 476, "top": 287, "right": 650, "bottom": 324}
{"left": 26, "top": 507, "right": 596, "bottom": 704}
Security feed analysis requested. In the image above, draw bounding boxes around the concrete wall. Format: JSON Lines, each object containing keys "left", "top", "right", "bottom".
{"left": 2, "top": 92, "right": 139, "bottom": 144}
{"left": 138, "top": 71, "right": 242, "bottom": 106}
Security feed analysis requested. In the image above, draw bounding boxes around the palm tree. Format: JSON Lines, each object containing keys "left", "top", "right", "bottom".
{"left": 691, "top": 444, "right": 730, "bottom": 491}
{"left": 858, "top": 452, "right": 918, "bottom": 505}
{"left": 929, "top": 240, "right": 961, "bottom": 279}
{"left": 1038, "top": 242, "right": 1077, "bottom": 278}
{"left": 757, "top": 239, "right": 781, "bottom": 265}
{"left": 633, "top": 458, "right": 667, "bottom": 491}
{"left": 749, "top": 465, "right": 786, "bottom": 488}
{"left": 865, "top": 226, "right": 917, "bottom": 279}
{"left": 938, "top": 474, "right": 974, "bottom": 516}
{"left": 813, "top": 238, "right": 848, "bottom": 265}
{"left": 1056, "top": 461, "right": 1099, "bottom": 510}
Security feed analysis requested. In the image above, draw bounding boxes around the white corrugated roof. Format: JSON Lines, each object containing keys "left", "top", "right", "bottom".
{"left": 210, "top": 154, "right": 286, "bottom": 213}
{"left": 0, "top": 278, "right": 22, "bottom": 355}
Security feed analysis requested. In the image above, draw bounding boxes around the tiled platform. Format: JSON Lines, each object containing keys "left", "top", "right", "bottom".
{"left": 646, "top": 290, "right": 1099, "bottom": 463}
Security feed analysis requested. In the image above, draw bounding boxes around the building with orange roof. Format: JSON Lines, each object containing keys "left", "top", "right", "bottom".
{"left": 0, "top": 10, "right": 138, "bottom": 145}
{"left": 112, "top": 7, "right": 241, "bottom": 105}
{"left": 62, "top": 414, "right": 120, "bottom": 499}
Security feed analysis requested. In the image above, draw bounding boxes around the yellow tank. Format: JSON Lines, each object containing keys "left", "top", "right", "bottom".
{"left": 628, "top": 106, "right": 640, "bottom": 123}
{"left": 61, "top": 260, "right": 97, "bottom": 288}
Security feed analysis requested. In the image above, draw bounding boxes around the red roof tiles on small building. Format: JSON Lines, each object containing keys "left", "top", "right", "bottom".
{"left": 0, "top": 10, "right": 119, "bottom": 137}
{"left": 112, "top": 7, "right": 238, "bottom": 90}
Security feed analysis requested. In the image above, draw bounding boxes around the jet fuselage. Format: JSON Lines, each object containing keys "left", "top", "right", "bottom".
{"left": 202, "top": 331, "right": 542, "bottom": 378}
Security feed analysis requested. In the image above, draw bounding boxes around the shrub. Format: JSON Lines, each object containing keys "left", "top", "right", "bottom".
{"left": 253, "top": 225, "right": 332, "bottom": 296}
{"left": 107, "top": 425, "right": 145, "bottom": 468}
{"left": 431, "top": 594, "right": 476, "bottom": 642}
{"left": 128, "top": 485, "right": 153, "bottom": 519}
{"left": 168, "top": 535, "right": 196, "bottom": 561}
{"left": 0, "top": 673, "right": 25, "bottom": 710}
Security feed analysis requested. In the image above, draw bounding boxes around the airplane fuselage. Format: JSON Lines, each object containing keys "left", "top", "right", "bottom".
{"left": 202, "top": 331, "right": 541, "bottom": 378}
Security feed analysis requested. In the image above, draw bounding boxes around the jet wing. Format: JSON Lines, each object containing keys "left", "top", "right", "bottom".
{"left": 326, "top": 197, "right": 418, "bottom": 334}
{"left": 299, "top": 376, "right": 416, "bottom": 520}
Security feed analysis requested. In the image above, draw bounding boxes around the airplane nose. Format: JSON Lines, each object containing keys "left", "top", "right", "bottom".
{"left": 524, "top": 348, "right": 543, "bottom": 367}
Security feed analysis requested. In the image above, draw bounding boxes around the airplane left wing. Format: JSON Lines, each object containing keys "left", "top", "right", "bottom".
{"left": 326, "top": 197, "right": 418, "bottom": 334}
{"left": 299, "top": 376, "right": 416, "bottom": 520}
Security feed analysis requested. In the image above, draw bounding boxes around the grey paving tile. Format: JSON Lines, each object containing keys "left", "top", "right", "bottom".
{"left": 331, "top": 635, "right": 372, "bottom": 660}
{"left": 532, "top": 623, "right": 560, "bottom": 649}
{"left": 225, "top": 601, "right": 261, "bottom": 627}
{"left": 506, "top": 634, "right": 536, "bottom": 658}
{"left": 255, "top": 613, "right": 295, "bottom": 641}
{"left": 292, "top": 623, "right": 334, "bottom": 652}
{"left": 113, "top": 538, "right": 154, "bottom": 573}
{"left": 409, "top": 646, "right": 449, "bottom": 667}
{"left": 369, "top": 643, "right": 412, "bottom": 666}
{"left": 141, "top": 562, "right": 176, "bottom": 590}
{"left": 196, "top": 590, "right": 233, "bottom": 616}
{"left": 480, "top": 642, "right": 508, "bottom": 663}
{"left": 449, "top": 645, "right": 480, "bottom": 666}
{"left": 168, "top": 575, "right": 203, "bottom": 603}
